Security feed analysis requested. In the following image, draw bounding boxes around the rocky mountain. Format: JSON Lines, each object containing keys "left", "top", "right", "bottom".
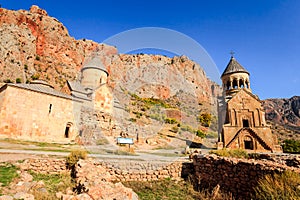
{"left": 262, "top": 96, "right": 300, "bottom": 140}
{"left": 0, "top": 5, "right": 220, "bottom": 113}
{"left": 0, "top": 5, "right": 117, "bottom": 88}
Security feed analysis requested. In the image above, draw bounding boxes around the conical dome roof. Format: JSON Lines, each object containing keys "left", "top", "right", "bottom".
{"left": 221, "top": 56, "right": 249, "bottom": 77}
{"left": 81, "top": 56, "right": 108, "bottom": 74}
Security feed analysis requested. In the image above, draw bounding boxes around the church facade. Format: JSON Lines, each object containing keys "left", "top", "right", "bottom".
{"left": 218, "top": 56, "right": 282, "bottom": 152}
{"left": 0, "top": 54, "right": 113, "bottom": 142}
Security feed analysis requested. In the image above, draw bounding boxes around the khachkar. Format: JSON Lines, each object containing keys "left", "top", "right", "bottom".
{"left": 217, "top": 56, "right": 282, "bottom": 153}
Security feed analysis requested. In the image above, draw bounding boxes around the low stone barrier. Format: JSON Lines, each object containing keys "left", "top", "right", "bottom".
{"left": 17, "top": 158, "right": 66, "bottom": 174}
{"left": 192, "top": 154, "right": 300, "bottom": 199}
{"left": 95, "top": 160, "right": 193, "bottom": 182}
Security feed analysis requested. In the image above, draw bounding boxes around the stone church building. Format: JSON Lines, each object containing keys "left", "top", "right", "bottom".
{"left": 218, "top": 56, "right": 282, "bottom": 152}
{"left": 0, "top": 54, "right": 113, "bottom": 142}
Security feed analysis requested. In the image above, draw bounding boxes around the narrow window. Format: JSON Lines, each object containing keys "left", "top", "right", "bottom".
{"left": 65, "top": 122, "right": 72, "bottom": 138}
{"left": 65, "top": 126, "right": 70, "bottom": 138}
{"left": 243, "top": 119, "right": 249, "bottom": 127}
{"left": 233, "top": 79, "right": 238, "bottom": 89}
{"left": 49, "top": 104, "right": 52, "bottom": 114}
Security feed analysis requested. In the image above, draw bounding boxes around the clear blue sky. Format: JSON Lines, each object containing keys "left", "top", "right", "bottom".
{"left": 1, "top": 0, "right": 299, "bottom": 99}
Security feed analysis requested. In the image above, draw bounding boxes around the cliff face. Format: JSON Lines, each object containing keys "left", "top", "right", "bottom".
{"left": 0, "top": 5, "right": 117, "bottom": 88}
{"left": 0, "top": 5, "right": 220, "bottom": 113}
{"left": 262, "top": 96, "right": 300, "bottom": 140}
{"left": 262, "top": 96, "right": 300, "bottom": 127}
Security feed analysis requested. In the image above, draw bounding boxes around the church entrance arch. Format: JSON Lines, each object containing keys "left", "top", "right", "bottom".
{"left": 244, "top": 135, "right": 253, "bottom": 150}
{"left": 65, "top": 122, "right": 73, "bottom": 138}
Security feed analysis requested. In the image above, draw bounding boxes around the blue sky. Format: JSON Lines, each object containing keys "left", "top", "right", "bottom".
{"left": 1, "top": 0, "right": 299, "bottom": 99}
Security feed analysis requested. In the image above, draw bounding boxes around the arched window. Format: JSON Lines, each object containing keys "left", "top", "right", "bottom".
{"left": 65, "top": 122, "right": 73, "bottom": 138}
{"left": 239, "top": 79, "right": 244, "bottom": 88}
{"left": 226, "top": 80, "right": 230, "bottom": 90}
{"left": 245, "top": 80, "right": 249, "bottom": 88}
{"left": 244, "top": 136, "right": 253, "bottom": 150}
{"left": 232, "top": 79, "right": 238, "bottom": 89}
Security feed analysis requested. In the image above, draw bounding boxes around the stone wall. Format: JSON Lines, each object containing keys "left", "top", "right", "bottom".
{"left": 14, "top": 154, "right": 300, "bottom": 200}
{"left": 0, "top": 85, "right": 80, "bottom": 142}
{"left": 17, "top": 158, "right": 67, "bottom": 174}
{"left": 192, "top": 154, "right": 300, "bottom": 199}
{"left": 95, "top": 160, "right": 193, "bottom": 182}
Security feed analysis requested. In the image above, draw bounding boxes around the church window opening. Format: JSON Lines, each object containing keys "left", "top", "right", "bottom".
{"left": 244, "top": 136, "right": 253, "bottom": 150}
{"left": 49, "top": 104, "right": 52, "bottom": 114}
{"left": 239, "top": 79, "right": 244, "bottom": 88}
{"left": 243, "top": 119, "right": 249, "bottom": 127}
{"left": 65, "top": 122, "right": 72, "bottom": 138}
{"left": 226, "top": 81, "right": 230, "bottom": 90}
{"left": 245, "top": 80, "right": 249, "bottom": 88}
{"left": 233, "top": 79, "right": 238, "bottom": 89}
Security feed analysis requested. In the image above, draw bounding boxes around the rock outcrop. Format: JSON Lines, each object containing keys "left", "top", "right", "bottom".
{"left": 0, "top": 5, "right": 117, "bottom": 88}
{"left": 262, "top": 96, "right": 300, "bottom": 139}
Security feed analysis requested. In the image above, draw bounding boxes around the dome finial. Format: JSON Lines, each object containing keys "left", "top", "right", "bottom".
{"left": 230, "top": 50, "right": 235, "bottom": 58}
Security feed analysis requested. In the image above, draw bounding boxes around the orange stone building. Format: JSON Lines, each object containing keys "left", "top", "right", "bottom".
{"left": 0, "top": 54, "right": 113, "bottom": 142}
{"left": 218, "top": 56, "right": 282, "bottom": 152}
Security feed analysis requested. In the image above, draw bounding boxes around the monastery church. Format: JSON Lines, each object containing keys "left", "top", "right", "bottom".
{"left": 218, "top": 56, "right": 282, "bottom": 153}
{"left": 0, "top": 54, "right": 113, "bottom": 142}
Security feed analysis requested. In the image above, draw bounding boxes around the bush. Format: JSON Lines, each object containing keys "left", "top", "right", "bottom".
{"left": 197, "top": 113, "right": 212, "bottom": 127}
{"left": 170, "top": 126, "right": 179, "bottom": 133}
{"left": 66, "top": 149, "right": 87, "bottom": 169}
{"left": 282, "top": 139, "right": 300, "bottom": 154}
{"left": 16, "top": 78, "right": 22, "bottom": 83}
{"left": 254, "top": 170, "right": 300, "bottom": 199}
{"left": 3, "top": 79, "right": 12, "bottom": 83}
{"left": 209, "top": 149, "right": 248, "bottom": 159}
{"left": 195, "top": 130, "right": 206, "bottom": 138}
{"left": 165, "top": 118, "right": 178, "bottom": 124}
{"left": 31, "top": 74, "right": 40, "bottom": 80}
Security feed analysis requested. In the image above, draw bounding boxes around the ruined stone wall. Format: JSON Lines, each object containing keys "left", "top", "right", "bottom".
{"left": 0, "top": 86, "right": 79, "bottom": 142}
{"left": 14, "top": 154, "right": 300, "bottom": 200}
{"left": 17, "top": 158, "right": 67, "bottom": 174}
{"left": 192, "top": 154, "right": 300, "bottom": 199}
{"left": 95, "top": 160, "right": 193, "bottom": 182}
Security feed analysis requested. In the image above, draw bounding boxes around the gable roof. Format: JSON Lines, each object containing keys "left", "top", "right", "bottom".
{"left": 227, "top": 88, "right": 260, "bottom": 104}
{"left": 1, "top": 83, "right": 81, "bottom": 101}
{"left": 221, "top": 57, "right": 249, "bottom": 77}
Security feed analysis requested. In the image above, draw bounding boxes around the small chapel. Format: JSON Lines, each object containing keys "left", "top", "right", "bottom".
{"left": 218, "top": 56, "right": 282, "bottom": 153}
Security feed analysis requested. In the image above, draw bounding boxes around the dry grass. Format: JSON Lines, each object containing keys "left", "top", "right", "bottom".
{"left": 253, "top": 170, "right": 300, "bottom": 199}
{"left": 209, "top": 148, "right": 248, "bottom": 159}
{"left": 123, "top": 178, "right": 234, "bottom": 200}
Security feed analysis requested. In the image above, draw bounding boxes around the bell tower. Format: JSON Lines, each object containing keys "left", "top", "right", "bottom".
{"left": 221, "top": 55, "right": 251, "bottom": 100}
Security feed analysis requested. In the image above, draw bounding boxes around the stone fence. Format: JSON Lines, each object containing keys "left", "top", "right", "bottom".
{"left": 17, "top": 158, "right": 67, "bottom": 174}
{"left": 14, "top": 154, "right": 300, "bottom": 199}
{"left": 192, "top": 154, "right": 300, "bottom": 199}
{"left": 94, "top": 159, "right": 193, "bottom": 182}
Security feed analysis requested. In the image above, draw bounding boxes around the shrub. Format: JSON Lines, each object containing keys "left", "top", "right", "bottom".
{"left": 170, "top": 126, "right": 179, "bottom": 133}
{"left": 3, "top": 79, "right": 12, "bottom": 83}
{"left": 197, "top": 113, "right": 212, "bottom": 127}
{"left": 16, "top": 78, "right": 22, "bottom": 83}
{"left": 195, "top": 129, "right": 206, "bottom": 138}
{"left": 282, "top": 139, "right": 300, "bottom": 154}
{"left": 35, "top": 55, "right": 40, "bottom": 61}
{"left": 31, "top": 74, "right": 40, "bottom": 80}
{"left": 254, "top": 170, "right": 300, "bottom": 199}
{"left": 209, "top": 149, "right": 248, "bottom": 159}
{"left": 66, "top": 149, "right": 87, "bottom": 169}
{"left": 165, "top": 118, "right": 178, "bottom": 124}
